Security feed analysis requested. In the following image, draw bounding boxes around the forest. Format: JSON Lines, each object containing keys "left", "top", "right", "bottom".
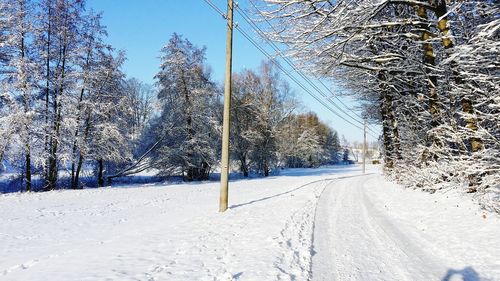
{"left": 0, "top": 0, "right": 343, "bottom": 192}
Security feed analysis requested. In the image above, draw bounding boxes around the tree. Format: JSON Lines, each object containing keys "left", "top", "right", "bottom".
{"left": 0, "top": 1, "right": 11, "bottom": 64}
{"left": 277, "top": 112, "right": 340, "bottom": 168}
{"left": 256, "top": 0, "right": 499, "bottom": 205}
{"left": 34, "top": 0, "right": 87, "bottom": 190}
{"left": 0, "top": 94, "right": 18, "bottom": 172}
{"left": 68, "top": 10, "right": 108, "bottom": 189}
{"left": 86, "top": 52, "right": 131, "bottom": 187}
{"left": 123, "top": 78, "right": 155, "bottom": 140}
{"left": 153, "top": 33, "right": 219, "bottom": 181}
{"left": 230, "top": 61, "right": 296, "bottom": 176}
{"left": 0, "top": 0, "right": 39, "bottom": 191}
{"left": 230, "top": 69, "right": 258, "bottom": 177}
{"left": 0, "top": 0, "right": 145, "bottom": 191}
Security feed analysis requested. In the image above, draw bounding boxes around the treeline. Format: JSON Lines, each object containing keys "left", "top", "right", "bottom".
{"left": 231, "top": 65, "right": 342, "bottom": 177}
{"left": 134, "top": 34, "right": 342, "bottom": 181}
{"left": 0, "top": 1, "right": 342, "bottom": 191}
{"left": 258, "top": 0, "right": 499, "bottom": 210}
{"left": 0, "top": 0, "right": 136, "bottom": 191}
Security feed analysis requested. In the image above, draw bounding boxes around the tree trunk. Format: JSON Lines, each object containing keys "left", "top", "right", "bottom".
{"left": 181, "top": 72, "right": 195, "bottom": 182}
{"left": 73, "top": 153, "right": 84, "bottom": 189}
{"left": 97, "top": 158, "right": 104, "bottom": 187}
{"left": 378, "top": 71, "right": 397, "bottom": 169}
{"left": 381, "top": 112, "right": 393, "bottom": 169}
{"left": 263, "top": 160, "right": 269, "bottom": 177}
{"left": 0, "top": 145, "right": 6, "bottom": 171}
{"left": 25, "top": 149, "right": 31, "bottom": 192}
{"left": 74, "top": 115, "right": 92, "bottom": 189}
{"left": 387, "top": 94, "right": 401, "bottom": 160}
{"left": 432, "top": 0, "right": 483, "bottom": 152}
{"left": 433, "top": 1, "right": 453, "bottom": 49}
{"left": 242, "top": 164, "right": 249, "bottom": 177}
{"left": 417, "top": 5, "right": 440, "bottom": 126}
{"left": 70, "top": 163, "right": 76, "bottom": 189}
{"left": 185, "top": 166, "right": 193, "bottom": 182}
{"left": 200, "top": 161, "right": 210, "bottom": 180}
{"left": 19, "top": 17, "right": 32, "bottom": 192}
{"left": 239, "top": 153, "right": 248, "bottom": 177}
{"left": 462, "top": 100, "right": 483, "bottom": 152}
{"left": 46, "top": 18, "right": 68, "bottom": 191}
{"left": 44, "top": 3, "right": 52, "bottom": 182}
{"left": 70, "top": 88, "right": 86, "bottom": 189}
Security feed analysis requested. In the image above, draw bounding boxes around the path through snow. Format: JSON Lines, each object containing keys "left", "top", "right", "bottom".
{"left": 312, "top": 174, "right": 500, "bottom": 281}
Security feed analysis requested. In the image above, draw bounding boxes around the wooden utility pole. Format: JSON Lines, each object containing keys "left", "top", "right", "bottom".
{"left": 363, "top": 119, "right": 367, "bottom": 174}
{"left": 219, "top": 0, "right": 234, "bottom": 212}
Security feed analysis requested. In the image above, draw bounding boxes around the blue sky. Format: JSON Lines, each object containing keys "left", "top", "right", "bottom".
{"left": 86, "top": 0, "right": 380, "bottom": 143}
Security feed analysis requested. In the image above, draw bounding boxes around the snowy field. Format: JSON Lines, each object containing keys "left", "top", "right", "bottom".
{"left": 1, "top": 165, "right": 499, "bottom": 281}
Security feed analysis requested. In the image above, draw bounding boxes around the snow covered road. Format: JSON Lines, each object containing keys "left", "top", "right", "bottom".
{"left": 1, "top": 166, "right": 499, "bottom": 281}
{"left": 312, "top": 174, "right": 500, "bottom": 281}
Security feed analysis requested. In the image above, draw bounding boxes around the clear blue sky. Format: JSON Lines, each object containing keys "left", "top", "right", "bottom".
{"left": 87, "top": 0, "right": 380, "bottom": 143}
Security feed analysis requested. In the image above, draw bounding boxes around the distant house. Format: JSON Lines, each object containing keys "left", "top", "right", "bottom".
{"left": 345, "top": 146, "right": 382, "bottom": 165}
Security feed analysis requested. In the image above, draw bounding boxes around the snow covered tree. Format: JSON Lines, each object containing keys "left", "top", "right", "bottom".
{"left": 249, "top": 61, "right": 296, "bottom": 176}
{"left": 85, "top": 52, "right": 131, "bottom": 187}
{"left": 0, "top": 0, "right": 40, "bottom": 191}
{"left": 68, "top": 46, "right": 131, "bottom": 188}
{"left": 123, "top": 78, "right": 155, "bottom": 140}
{"left": 0, "top": 0, "right": 145, "bottom": 192}
{"left": 33, "top": 0, "right": 87, "bottom": 190}
{"left": 277, "top": 112, "right": 340, "bottom": 168}
{"left": 230, "top": 69, "right": 259, "bottom": 177}
{"left": 231, "top": 63, "right": 340, "bottom": 175}
{"left": 0, "top": 94, "right": 17, "bottom": 172}
{"left": 255, "top": 0, "right": 499, "bottom": 210}
{"left": 153, "top": 33, "right": 219, "bottom": 181}
{"left": 0, "top": 0, "right": 133, "bottom": 190}
{"left": 68, "top": 10, "right": 109, "bottom": 189}
{"left": 0, "top": 1, "right": 10, "bottom": 64}
{"left": 230, "top": 61, "right": 295, "bottom": 176}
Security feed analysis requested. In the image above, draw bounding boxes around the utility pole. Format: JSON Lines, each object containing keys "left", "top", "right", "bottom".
{"left": 219, "top": 0, "right": 234, "bottom": 212}
{"left": 363, "top": 119, "right": 367, "bottom": 174}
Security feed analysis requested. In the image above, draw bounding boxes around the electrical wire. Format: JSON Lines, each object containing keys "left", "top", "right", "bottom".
{"left": 245, "top": 0, "right": 380, "bottom": 135}
{"left": 236, "top": 25, "right": 365, "bottom": 131}
{"left": 235, "top": 5, "right": 363, "bottom": 126}
{"left": 203, "top": 0, "right": 379, "bottom": 138}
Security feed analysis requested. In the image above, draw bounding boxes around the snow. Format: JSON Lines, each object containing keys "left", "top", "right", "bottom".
{"left": 312, "top": 174, "right": 500, "bottom": 281}
{"left": 1, "top": 165, "right": 499, "bottom": 281}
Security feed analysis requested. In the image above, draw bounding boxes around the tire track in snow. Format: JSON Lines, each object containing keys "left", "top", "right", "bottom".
{"left": 359, "top": 178, "right": 446, "bottom": 278}
{"left": 274, "top": 179, "right": 329, "bottom": 281}
{"left": 273, "top": 174, "right": 372, "bottom": 281}
{"left": 311, "top": 174, "right": 447, "bottom": 281}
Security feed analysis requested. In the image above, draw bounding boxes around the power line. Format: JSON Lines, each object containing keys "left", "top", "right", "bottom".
{"left": 235, "top": 4, "right": 379, "bottom": 136}
{"left": 203, "top": 0, "right": 379, "bottom": 138}
{"left": 203, "top": 0, "right": 225, "bottom": 18}
{"left": 235, "top": 6, "right": 365, "bottom": 127}
{"left": 204, "top": 0, "right": 376, "bottom": 135}
{"left": 245, "top": 0, "right": 380, "bottom": 135}
{"left": 235, "top": 25, "right": 365, "bottom": 131}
